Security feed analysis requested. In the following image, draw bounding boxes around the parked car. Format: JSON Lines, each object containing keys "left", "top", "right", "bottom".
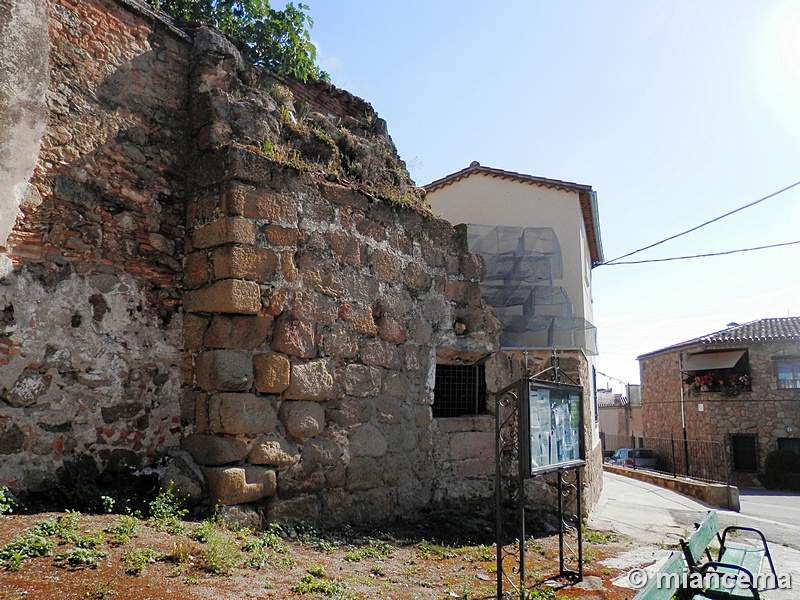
{"left": 602, "top": 450, "right": 615, "bottom": 463}
{"left": 610, "top": 447, "right": 659, "bottom": 469}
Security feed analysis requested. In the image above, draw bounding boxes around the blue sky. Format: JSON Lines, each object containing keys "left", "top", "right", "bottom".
{"left": 306, "top": 1, "right": 800, "bottom": 387}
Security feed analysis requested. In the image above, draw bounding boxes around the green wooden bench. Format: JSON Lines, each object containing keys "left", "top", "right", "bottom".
{"left": 631, "top": 552, "right": 687, "bottom": 600}
{"left": 630, "top": 550, "right": 758, "bottom": 600}
{"left": 679, "top": 510, "right": 776, "bottom": 599}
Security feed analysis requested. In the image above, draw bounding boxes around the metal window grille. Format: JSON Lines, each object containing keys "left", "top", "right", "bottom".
{"left": 432, "top": 363, "right": 487, "bottom": 418}
{"left": 776, "top": 361, "right": 800, "bottom": 389}
{"left": 778, "top": 437, "right": 800, "bottom": 456}
{"left": 731, "top": 434, "right": 758, "bottom": 472}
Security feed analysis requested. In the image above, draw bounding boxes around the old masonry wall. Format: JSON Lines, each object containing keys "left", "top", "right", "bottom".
{"left": 1, "top": 0, "right": 523, "bottom": 524}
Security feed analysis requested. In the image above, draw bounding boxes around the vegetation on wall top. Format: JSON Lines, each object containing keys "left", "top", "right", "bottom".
{"left": 146, "top": 0, "right": 328, "bottom": 82}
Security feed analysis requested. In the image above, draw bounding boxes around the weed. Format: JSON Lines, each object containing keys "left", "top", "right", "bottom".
{"left": 245, "top": 545, "right": 270, "bottom": 569}
{"left": 86, "top": 581, "right": 117, "bottom": 599}
{"left": 656, "top": 539, "right": 678, "bottom": 551}
{"left": 147, "top": 486, "right": 187, "bottom": 534}
{"left": 55, "top": 547, "right": 108, "bottom": 569}
{"left": 106, "top": 514, "right": 139, "bottom": 546}
{"left": 462, "top": 544, "right": 494, "bottom": 562}
{"left": 343, "top": 538, "right": 392, "bottom": 563}
{"left": 190, "top": 520, "right": 217, "bottom": 544}
{"left": 203, "top": 530, "right": 240, "bottom": 574}
{"left": 101, "top": 496, "right": 116, "bottom": 513}
{"left": 243, "top": 524, "right": 289, "bottom": 569}
{"left": 0, "top": 531, "right": 55, "bottom": 571}
{"left": 259, "top": 137, "right": 278, "bottom": 159}
{"left": 370, "top": 564, "right": 384, "bottom": 576}
{"left": 270, "top": 555, "right": 296, "bottom": 569}
{"left": 122, "top": 547, "right": 157, "bottom": 575}
{"left": 311, "top": 125, "right": 336, "bottom": 149}
{"left": 416, "top": 539, "right": 457, "bottom": 560}
{"left": 184, "top": 575, "right": 199, "bottom": 585}
{"left": 280, "top": 104, "right": 301, "bottom": 132}
{"left": 526, "top": 589, "right": 557, "bottom": 599}
{"left": 525, "top": 539, "right": 547, "bottom": 556}
{"left": 0, "top": 487, "right": 19, "bottom": 515}
{"left": 256, "top": 523, "right": 288, "bottom": 553}
{"left": 291, "top": 565, "right": 353, "bottom": 598}
{"left": 165, "top": 538, "right": 198, "bottom": 567}
{"left": 30, "top": 510, "right": 80, "bottom": 543}
{"left": 266, "top": 83, "right": 293, "bottom": 105}
{"left": 582, "top": 522, "right": 618, "bottom": 544}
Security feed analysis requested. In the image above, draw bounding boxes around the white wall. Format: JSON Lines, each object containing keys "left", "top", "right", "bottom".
{"left": 427, "top": 173, "right": 595, "bottom": 341}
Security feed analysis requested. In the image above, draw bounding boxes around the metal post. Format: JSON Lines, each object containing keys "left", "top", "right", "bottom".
{"left": 671, "top": 435, "right": 677, "bottom": 478}
{"left": 495, "top": 385, "right": 502, "bottom": 600}
{"left": 683, "top": 428, "right": 690, "bottom": 477}
{"left": 577, "top": 468, "right": 583, "bottom": 581}
{"left": 518, "top": 379, "right": 528, "bottom": 599}
{"left": 678, "top": 354, "right": 690, "bottom": 477}
{"left": 557, "top": 472, "right": 564, "bottom": 575}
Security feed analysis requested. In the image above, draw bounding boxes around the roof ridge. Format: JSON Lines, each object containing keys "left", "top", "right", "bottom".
{"left": 638, "top": 316, "right": 800, "bottom": 359}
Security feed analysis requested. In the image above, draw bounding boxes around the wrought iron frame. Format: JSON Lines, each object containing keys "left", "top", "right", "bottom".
{"left": 494, "top": 351, "right": 585, "bottom": 599}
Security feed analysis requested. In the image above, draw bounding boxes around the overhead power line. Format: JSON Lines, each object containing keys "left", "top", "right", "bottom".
{"left": 601, "top": 180, "right": 800, "bottom": 266}
{"left": 601, "top": 239, "right": 800, "bottom": 265}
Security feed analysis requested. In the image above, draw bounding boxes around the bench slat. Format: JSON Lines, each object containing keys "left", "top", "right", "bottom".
{"left": 685, "top": 512, "right": 720, "bottom": 563}
{"left": 719, "top": 545, "right": 764, "bottom": 579}
{"left": 632, "top": 552, "right": 686, "bottom": 600}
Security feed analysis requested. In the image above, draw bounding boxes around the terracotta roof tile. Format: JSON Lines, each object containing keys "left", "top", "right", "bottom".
{"left": 698, "top": 317, "right": 800, "bottom": 344}
{"left": 638, "top": 317, "right": 800, "bottom": 359}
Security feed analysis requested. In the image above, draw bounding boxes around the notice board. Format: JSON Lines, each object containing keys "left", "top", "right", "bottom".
{"left": 522, "top": 380, "right": 585, "bottom": 477}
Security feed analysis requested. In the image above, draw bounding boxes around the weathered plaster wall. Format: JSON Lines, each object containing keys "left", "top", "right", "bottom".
{"left": 0, "top": 0, "right": 190, "bottom": 489}
{"left": 641, "top": 341, "right": 800, "bottom": 486}
{"left": 0, "top": 0, "right": 49, "bottom": 252}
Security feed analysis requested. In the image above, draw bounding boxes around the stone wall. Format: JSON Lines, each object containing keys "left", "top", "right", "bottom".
{"left": 179, "top": 26, "right": 499, "bottom": 523}
{"left": 0, "top": 0, "right": 601, "bottom": 524}
{"left": 641, "top": 341, "right": 800, "bottom": 486}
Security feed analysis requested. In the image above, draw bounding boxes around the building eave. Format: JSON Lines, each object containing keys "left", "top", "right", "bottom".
{"left": 637, "top": 317, "right": 800, "bottom": 361}
{"left": 423, "top": 162, "right": 604, "bottom": 266}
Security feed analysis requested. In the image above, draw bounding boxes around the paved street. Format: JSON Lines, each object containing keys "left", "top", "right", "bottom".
{"left": 739, "top": 487, "right": 800, "bottom": 539}
{"left": 589, "top": 472, "right": 800, "bottom": 598}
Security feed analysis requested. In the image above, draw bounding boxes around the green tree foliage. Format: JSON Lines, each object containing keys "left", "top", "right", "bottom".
{"left": 147, "top": 0, "right": 328, "bottom": 81}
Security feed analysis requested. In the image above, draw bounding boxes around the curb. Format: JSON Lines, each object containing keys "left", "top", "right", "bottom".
{"left": 603, "top": 464, "right": 740, "bottom": 511}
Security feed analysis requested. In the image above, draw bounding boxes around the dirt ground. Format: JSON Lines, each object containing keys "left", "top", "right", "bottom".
{"left": 0, "top": 504, "right": 646, "bottom": 600}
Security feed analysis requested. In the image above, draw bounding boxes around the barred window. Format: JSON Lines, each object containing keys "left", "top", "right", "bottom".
{"left": 731, "top": 434, "right": 758, "bottom": 472}
{"left": 432, "top": 363, "right": 487, "bottom": 418}
{"left": 778, "top": 437, "right": 800, "bottom": 456}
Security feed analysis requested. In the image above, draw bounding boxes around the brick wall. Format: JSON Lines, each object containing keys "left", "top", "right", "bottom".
{"left": 0, "top": 0, "right": 190, "bottom": 492}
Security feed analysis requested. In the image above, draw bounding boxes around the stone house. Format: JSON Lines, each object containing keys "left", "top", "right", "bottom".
{"left": 638, "top": 317, "right": 800, "bottom": 486}
{"left": 425, "top": 162, "right": 605, "bottom": 506}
